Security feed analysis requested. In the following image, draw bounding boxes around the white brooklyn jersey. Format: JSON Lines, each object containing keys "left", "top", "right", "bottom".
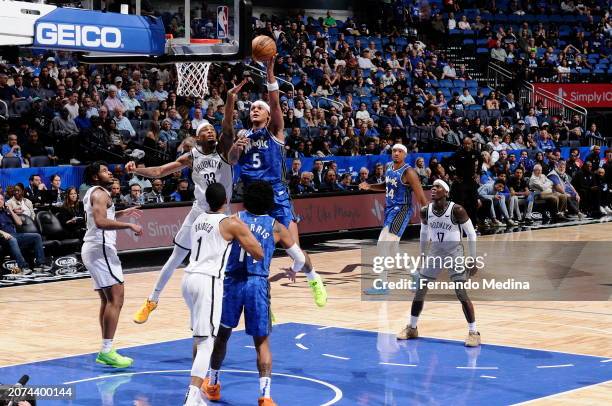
{"left": 83, "top": 186, "right": 116, "bottom": 247}
{"left": 427, "top": 202, "right": 462, "bottom": 243}
{"left": 191, "top": 147, "right": 233, "bottom": 211}
{"left": 185, "top": 212, "right": 231, "bottom": 277}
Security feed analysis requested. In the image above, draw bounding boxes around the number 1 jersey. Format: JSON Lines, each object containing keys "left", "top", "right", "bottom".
{"left": 225, "top": 211, "right": 276, "bottom": 278}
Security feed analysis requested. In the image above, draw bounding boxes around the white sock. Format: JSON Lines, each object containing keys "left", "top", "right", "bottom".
{"left": 101, "top": 339, "right": 113, "bottom": 353}
{"left": 410, "top": 316, "right": 419, "bottom": 329}
{"left": 209, "top": 369, "right": 220, "bottom": 385}
{"left": 259, "top": 377, "right": 271, "bottom": 398}
{"left": 149, "top": 246, "right": 189, "bottom": 302}
{"left": 468, "top": 322, "right": 477, "bottom": 333}
{"left": 184, "top": 385, "right": 202, "bottom": 406}
{"left": 305, "top": 269, "right": 319, "bottom": 281}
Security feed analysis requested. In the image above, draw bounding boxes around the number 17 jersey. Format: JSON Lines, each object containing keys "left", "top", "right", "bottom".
{"left": 191, "top": 147, "right": 233, "bottom": 211}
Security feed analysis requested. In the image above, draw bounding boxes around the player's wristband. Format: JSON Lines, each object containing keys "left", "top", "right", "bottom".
{"left": 266, "top": 81, "right": 279, "bottom": 92}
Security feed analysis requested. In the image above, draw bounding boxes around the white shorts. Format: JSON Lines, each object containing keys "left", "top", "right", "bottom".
{"left": 81, "top": 242, "right": 124, "bottom": 290}
{"left": 419, "top": 245, "right": 467, "bottom": 282}
{"left": 174, "top": 204, "right": 231, "bottom": 250}
{"left": 181, "top": 272, "right": 224, "bottom": 337}
{"left": 173, "top": 205, "right": 206, "bottom": 250}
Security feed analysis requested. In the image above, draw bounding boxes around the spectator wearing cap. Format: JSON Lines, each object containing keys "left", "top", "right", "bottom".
{"left": 45, "top": 56, "right": 58, "bottom": 79}
{"left": 114, "top": 76, "right": 127, "bottom": 98}
{"left": 104, "top": 85, "right": 124, "bottom": 113}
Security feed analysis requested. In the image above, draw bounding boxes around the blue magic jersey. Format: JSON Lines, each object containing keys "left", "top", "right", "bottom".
{"left": 225, "top": 211, "right": 276, "bottom": 277}
{"left": 239, "top": 127, "right": 286, "bottom": 185}
{"left": 385, "top": 162, "right": 412, "bottom": 207}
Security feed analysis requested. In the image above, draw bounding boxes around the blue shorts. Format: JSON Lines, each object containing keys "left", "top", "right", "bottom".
{"left": 383, "top": 205, "right": 413, "bottom": 237}
{"left": 220, "top": 276, "right": 272, "bottom": 337}
{"left": 268, "top": 183, "right": 296, "bottom": 228}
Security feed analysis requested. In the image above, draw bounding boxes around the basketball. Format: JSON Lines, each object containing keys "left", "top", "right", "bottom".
{"left": 252, "top": 35, "right": 277, "bottom": 61}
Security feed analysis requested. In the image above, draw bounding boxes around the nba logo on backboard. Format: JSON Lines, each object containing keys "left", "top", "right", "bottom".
{"left": 217, "top": 6, "right": 229, "bottom": 39}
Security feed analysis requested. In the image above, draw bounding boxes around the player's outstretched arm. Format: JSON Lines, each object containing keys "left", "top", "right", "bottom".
{"left": 91, "top": 188, "right": 142, "bottom": 235}
{"left": 274, "top": 221, "right": 310, "bottom": 281}
{"left": 220, "top": 217, "right": 264, "bottom": 260}
{"left": 125, "top": 154, "right": 192, "bottom": 179}
{"left": 403, "top": 168, "right": 428, "bottom": 206}
{"left": 219, "top": 79, "right": 248, "bottom": 160}
{"left": 359, "top": 182, "right": 386, "bottom": 192}
{"left": 264, "top": 56, "right": 285, "bottom": 142}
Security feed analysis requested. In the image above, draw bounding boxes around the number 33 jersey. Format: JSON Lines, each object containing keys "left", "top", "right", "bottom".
{"left": 191, "top": 147, "right": 233, "bottom": 211}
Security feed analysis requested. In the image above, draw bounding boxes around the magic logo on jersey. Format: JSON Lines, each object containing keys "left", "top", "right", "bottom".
{"left": 243, "top": 137, "right": 270, "bottom": 153}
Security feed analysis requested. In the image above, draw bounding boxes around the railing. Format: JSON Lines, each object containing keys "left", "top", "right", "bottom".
{"left": 0, "top": 100, "right": 8, "bottom": 120}
{"left": 487, "top": 61, "right": 589, "bottom": 138}
{"left": 316, "top": 96, "right": 344, "bottom": 111}
{"left": 487, "top": 61, "right": 514, "bottom": 91}
{"left": 240, "top": 64, "right": 295, "bottom": 95}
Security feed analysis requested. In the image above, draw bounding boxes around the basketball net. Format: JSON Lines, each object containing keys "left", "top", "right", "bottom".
{"left": 175, "top": 61, "right": 211, "bottom": 98}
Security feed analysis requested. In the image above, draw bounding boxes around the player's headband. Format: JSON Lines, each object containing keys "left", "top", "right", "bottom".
{"left": 252, "top": 100, "right": 271, "bottom": 113}
{"left": 392, "top": 144, "right": 407, "bottom": 153}
{"left": 433, "top": 179, "right": 450, "bottom": 193}
{"left": 196, "top": 122, "right": 214, "bottom": 136}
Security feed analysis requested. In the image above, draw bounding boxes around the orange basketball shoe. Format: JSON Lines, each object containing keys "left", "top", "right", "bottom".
{"left": 258, "top": 397, "right": 277, "bottom": 406}
{"left": 202, "top": 377, "right": 221, "bottom": 401}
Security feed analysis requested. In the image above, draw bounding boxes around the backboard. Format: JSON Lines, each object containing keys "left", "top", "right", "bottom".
{"left": 79, "top": 0, "right": 251, "bottom": 64}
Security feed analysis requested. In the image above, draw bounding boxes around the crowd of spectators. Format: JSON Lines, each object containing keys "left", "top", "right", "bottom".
{"left": 1, "top": 1, "right": 611, "bottom": 272}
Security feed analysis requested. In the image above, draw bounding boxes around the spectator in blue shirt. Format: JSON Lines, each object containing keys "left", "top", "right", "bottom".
{"left": 74, "top": 107, "right": 92, "bottom": 130}
{"left": 537, "top": 129, "right": 555, "bottom": 151}
{"left": 159, "top": 119, "right": 179, "bottom": 144}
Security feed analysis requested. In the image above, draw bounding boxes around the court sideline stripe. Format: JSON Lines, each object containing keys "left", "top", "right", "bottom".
{"left": 510, "top": 380, "right": 612, "bottom": 405}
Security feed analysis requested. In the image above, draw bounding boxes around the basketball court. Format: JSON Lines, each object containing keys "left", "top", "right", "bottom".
{"left": 0, "top": 1, "right": 610, "bottom": 404}
{"left": 1, "top": 222, "right": 610, "bottom": 405}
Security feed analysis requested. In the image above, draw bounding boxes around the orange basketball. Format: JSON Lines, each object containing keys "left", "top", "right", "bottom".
{"left": 252, "top": 35, "right": 277, "bottom": 61}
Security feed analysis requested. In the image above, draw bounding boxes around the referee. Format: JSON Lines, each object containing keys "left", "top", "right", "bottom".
{"left": 448, "top": 137, "right": 482, "bottom": 223}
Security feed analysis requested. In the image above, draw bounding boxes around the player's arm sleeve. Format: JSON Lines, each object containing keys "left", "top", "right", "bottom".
{"left": 286, "top": 243, "right": 306, "bottom": 272}
{"left": 419, "top": 206, "right": 428, "bottom": 255}
{"left": 455, "top": 205, "right": 477, "bottom": 258}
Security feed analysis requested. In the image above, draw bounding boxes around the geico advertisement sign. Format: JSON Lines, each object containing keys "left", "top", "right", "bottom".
{"left": 35, "top": 23, "right": 122, "bottom": 49}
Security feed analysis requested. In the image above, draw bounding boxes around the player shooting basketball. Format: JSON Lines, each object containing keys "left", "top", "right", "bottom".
{"left": 398, "top": 179, "right": 481, "bottom": 347}
{"left": 127, "top": 113, "right": 243, "bottom": 323}
{"left": 228, "top": 57, "right": 327, "bottom": 308}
